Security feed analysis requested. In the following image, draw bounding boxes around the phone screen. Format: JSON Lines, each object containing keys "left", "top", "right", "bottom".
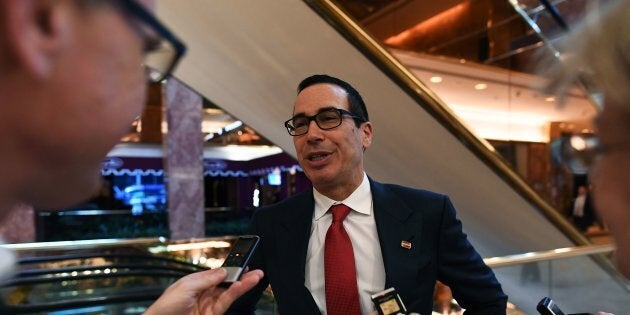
{"left": 220, "top": 235, "right": 260, "bottom": 286}
{"left": 223, "top": 236, "right": 258, "bottom": 267}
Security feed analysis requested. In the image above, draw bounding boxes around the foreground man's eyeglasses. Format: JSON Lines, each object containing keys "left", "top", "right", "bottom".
{"left": 552, "top": 134, "right": 602, "bottom": 172}
{"left": 118, "top": 0, "right": 187, "bottom": 83}
{"left": 284, "top": 108, "right": 365, "bottom": 136}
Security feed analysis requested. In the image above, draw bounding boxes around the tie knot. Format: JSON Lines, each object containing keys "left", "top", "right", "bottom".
{"left": 330, "top": 204, "right": 351, "bottom": 222}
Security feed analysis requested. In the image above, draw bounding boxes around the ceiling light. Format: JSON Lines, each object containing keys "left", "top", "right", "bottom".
{"left": 545, "top": 97, "right": 555, "bottom": 102}
{"left": 429, "top": 76, "right": 443, "bottom": 83}
{"left": 474, "top": 83, "right": 487, "bottom": 90}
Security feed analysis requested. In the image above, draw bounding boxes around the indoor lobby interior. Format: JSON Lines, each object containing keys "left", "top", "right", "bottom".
{"left": 0, "top": 0, "right": 626, "bottom": 314}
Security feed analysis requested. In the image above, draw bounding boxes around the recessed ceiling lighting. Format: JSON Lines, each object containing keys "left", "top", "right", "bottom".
{"left": 430, "top": 76, "right": 443, "bottom": 83}
{"left": 474, "top": 83, "right": 487, "bottom": 90}
{"left": 545, "top": 97, "right": 555, "bottom": 102}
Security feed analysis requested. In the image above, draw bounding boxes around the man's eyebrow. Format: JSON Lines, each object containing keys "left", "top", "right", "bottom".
{"left": 292, "top": 106, "right": 338, "bottom": 117}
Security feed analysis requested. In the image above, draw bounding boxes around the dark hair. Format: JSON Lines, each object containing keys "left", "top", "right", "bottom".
{"left": 297, "top": 74, "right": 369, "bottom": 125}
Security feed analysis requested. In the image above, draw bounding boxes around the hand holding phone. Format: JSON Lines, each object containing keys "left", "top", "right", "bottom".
{"left": 219, "top": 235, "right": 260, "bottom": 287}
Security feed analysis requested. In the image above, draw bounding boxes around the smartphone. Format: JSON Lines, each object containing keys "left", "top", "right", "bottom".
{"left": 219, "top": 235, "right": 260, "bottom": 287}
{"left": 537, "top": 297, "right": 566, "bottom": 315}
{"left": 537, "top": 297, "right": 595, "bottom": 315}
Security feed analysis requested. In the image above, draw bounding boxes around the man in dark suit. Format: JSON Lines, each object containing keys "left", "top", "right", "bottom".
{"left": 228, "top": 75, "right": 507, "bottom": 315}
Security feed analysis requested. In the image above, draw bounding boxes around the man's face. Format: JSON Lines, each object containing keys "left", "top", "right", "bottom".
{"left": 292, "top": 83, "right": 372, "bottom": 196}
{"left": 589, "top": 102, "right": 630, "bottom": 278}
{"left": 17, "top": 1, "right": 151, "bottom": 208}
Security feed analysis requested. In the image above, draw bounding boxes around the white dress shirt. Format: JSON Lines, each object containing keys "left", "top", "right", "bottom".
{"left": 304, "top": 173, "right": 386, "bottom": 315}
{"left": 573, "top": 194, "right": 586, "bottom": 217}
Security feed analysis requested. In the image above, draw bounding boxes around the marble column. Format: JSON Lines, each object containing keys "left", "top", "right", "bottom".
{"left": 164, "top": 79, "right": 205, "bottom": 240}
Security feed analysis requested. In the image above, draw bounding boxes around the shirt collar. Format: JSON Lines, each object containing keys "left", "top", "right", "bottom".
{"left": 313, "top": 173, "right": 372, "bottom": 220}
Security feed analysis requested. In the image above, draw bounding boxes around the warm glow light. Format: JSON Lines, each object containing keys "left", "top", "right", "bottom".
{"left": 205, "top": 257, "right": 225, "bottom": 269}
{"left": 545, "top": 96, "right": 555, "bottom": 102}
{"left": 385, "top": 3, "right": 469, "bottom": 46}
{"left": 570, "top": 136, "right": 587, "bottom": 151}
{"left": 430, "top": 76, "right": 443, "bottom": 83}
{"left": 450, "top": 105, "right": 549, "bottom": 142}
{"left": 474, "top": 83, "right": 487, "bottom": 90}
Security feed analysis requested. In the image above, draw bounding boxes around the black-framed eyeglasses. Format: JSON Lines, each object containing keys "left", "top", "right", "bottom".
{"left": 118, "top": 0, "right": 187, "bottom": 83}
{"left": 284, "top": 108, "right": 366, "bottom": 136}
{"left": 551, "top": 134, "right": 602, "bottom": 174}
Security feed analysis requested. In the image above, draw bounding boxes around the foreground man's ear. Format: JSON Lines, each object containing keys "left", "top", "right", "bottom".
{"left": 1, "top": 0, "right": 72, "bottom": 79}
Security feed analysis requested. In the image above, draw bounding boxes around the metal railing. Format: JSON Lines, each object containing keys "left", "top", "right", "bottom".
{"left": 484, "top": 243, "right": 615, "bottom": 268}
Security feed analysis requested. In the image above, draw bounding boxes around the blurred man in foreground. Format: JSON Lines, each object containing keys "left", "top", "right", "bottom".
{"left": 545, "top": 0, "right": 630, "bottom": 280}
{"left": 0, "top": 0, "right": 261, "bottom": 313}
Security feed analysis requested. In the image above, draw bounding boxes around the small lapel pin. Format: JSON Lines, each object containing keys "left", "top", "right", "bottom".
{"left": 401, "top": 240, "right": 412, "bottom": 250}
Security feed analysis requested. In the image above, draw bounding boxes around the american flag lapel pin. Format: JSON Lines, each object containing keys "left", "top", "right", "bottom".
{"left": 400, "top": 240, "right": 412, "bottom": 250}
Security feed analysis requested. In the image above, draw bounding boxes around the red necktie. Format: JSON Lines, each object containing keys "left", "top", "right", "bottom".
{"left": 325, "top": 204, "right": 361, "bottom": 315}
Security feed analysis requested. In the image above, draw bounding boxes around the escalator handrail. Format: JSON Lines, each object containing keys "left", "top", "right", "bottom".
{"left": 0, "top": 237, "right": 165, "bottom": 251}
{"left": 1, "top": 269, "right": 190, "bottom": 287}
{"left": 14, "top": 262, "right": 207, "bottom": 278}
{"left": 18, "top": 253, "right": 205, "bottom": 271}
{"left": 484, "top": 243, "right": 615, "bottom": 268}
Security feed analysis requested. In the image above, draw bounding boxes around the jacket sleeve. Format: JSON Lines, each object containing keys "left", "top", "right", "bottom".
{"left": 436, "top": 196, "right": 508, "bottom": 315}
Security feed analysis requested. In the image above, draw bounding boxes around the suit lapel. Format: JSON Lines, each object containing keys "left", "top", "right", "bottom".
{"left": 370, "top": 179, "right": 424, "bottom": 288}
{"left": 276, "top": 190, "right": 320, "bottom": 310}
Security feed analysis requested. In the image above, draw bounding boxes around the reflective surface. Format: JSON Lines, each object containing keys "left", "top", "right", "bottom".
{"left": 334, "top": 0, "right": 610, "bottom": 242}
{"left": 0, "top": 237, "right": 277, "bottom": 314}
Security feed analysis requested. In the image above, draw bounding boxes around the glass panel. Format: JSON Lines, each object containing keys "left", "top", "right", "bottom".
{"left": 1, "top": 238, "right": 276, "bottom": 314}
{"left": 491, "top": 254, "right": 627, "bottom": 314}
{"left": 335, "top": 0, "right": 610, "bottom": 241}
{"left": 1, "top": 274, "right": 174, "bottom": 305}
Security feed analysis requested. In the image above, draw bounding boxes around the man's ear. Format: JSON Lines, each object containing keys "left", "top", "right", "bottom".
{"left": 2, "top": 0, "right": 70, "bottom": 79}
{"left": 361, "top": 122, "right": 373, "bottom": 151}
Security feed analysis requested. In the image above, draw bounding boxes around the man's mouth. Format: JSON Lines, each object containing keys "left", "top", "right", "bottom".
{"left": 307, "top": 153, "right": 330, "bottom": 161}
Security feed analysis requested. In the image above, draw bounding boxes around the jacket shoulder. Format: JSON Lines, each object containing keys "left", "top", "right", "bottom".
{"left": 378, "top": 181, "right": 448, "bottom": 202}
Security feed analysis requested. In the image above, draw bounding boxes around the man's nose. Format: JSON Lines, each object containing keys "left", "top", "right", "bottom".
{"left": 305, "top": 119, "right": 324, "bottom": 139}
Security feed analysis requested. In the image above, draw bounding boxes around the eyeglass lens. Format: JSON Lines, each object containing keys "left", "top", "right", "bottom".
{"left": 558, "top": 134, "right": 601, "bottom": 171}
{"left": 118, "top": 0, "right": 186, "bottom": 83}
{"left": 145, "top": 40, "right": 178, "bottom": 82}
{"left": 288, "top": 109, "right": 343, "bottom": 136}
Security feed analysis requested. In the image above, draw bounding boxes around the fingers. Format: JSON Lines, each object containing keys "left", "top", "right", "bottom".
{"left": 235, "top": 269, "right": 264, "bottom": 291}
{"left": 212, "top": 269, "right": 264, "bottom": 314}
{"left": 168, "top": 268, "right": 228, "bottom": 294}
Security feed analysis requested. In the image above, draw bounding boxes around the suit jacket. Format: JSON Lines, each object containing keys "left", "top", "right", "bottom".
{"left": 228, "top": 178, "right": 507, "bottom": 315}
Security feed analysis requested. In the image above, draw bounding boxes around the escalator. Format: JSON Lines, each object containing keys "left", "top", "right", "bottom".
{"left": 0, "top": 238, "right": 274, "bottom": 314}
{"left": 0, "top": 239, "right": 208, "bottom": 314}
{"left": 155, "top": 0, "right": 628, "bottom": 313}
